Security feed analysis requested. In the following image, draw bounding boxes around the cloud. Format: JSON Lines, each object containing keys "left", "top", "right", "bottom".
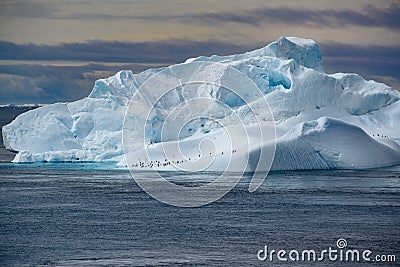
{"left": 319, "top": 42, "right": 400, "bottom": 90}
{"left": 171, "top": 4, "right": 400, "bottom": 30}
{"left": 0, "top": 39, "right": 256, "bottom": 104}
{"left": 319, "top": 42, "right": 400, "bottom": 77}
{"left": 247, "top": 4, "right": 400, "bottom": 29}
{"left": 3, "top": 1, "right": 399, "bottom": 30}
{"left": 0, "top": 40, "right": 254, "bottom": 63}
{"left": 1, "top": 39, "right": 398, "bottom": 77}
{"left": 0, "top": 73, "right": 50, "bottom": 102}
{"left": 0, "top": 39, "right": 399, "bottom": 104}
{"left": 0, "top": 63, "right": 152, "bottom": 104}
{"left": 159, "top": 4, "right": 400, "bottom": 30}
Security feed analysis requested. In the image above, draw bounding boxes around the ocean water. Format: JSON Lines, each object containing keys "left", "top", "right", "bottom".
{"left": 0, "top": 163, "right": 399, "bottom": 266}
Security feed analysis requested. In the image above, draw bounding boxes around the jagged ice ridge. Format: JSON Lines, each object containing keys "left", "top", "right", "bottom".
{"left": 3, "top": 36, "right": 400, "bottom": 170}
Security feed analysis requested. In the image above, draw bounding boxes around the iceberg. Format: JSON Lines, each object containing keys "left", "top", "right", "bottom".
{"left": 3, "top": 36, "right": 400, "bottom": 170}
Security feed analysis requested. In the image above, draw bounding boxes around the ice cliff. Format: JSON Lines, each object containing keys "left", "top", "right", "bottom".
{"left": 3, "top": 36, "right": 400, "bottom": 170}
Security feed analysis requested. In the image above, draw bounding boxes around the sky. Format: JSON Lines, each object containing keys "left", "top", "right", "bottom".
{"left": 0, "top": 0, "right": 399, "bottom": 104}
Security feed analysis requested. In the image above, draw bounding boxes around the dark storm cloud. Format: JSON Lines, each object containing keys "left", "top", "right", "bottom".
{"left": 0, "top": 40, "right": 253, "bottom": 63}
{"left": 176, "top": 4, "right": 400, "bottom": 29}
{"left": 0, "top": 63, "right": 154, "bottom": 104}
{"left": 1, "top": 39, "right": 398, "bottom": 77}
{"left": 4, "top": 2, "right": 399, "bottom": 30}
{"left": 0, "top": 38, "right": 250, "bottom": 104}
{"left": 319, "top": 42, "right": 400, "bottom": 77}
{"left": 1, "top": 40, "right": 399, "bottom": 104}
{"left": 319, "top": 42, "right": 400, "bottom": 90}
{"left": 0, "top": 40, "right": 255, "bottom": 104}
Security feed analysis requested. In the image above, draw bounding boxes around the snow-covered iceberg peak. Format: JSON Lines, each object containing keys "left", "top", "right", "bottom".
{"left": 2, "top": 36, "right": 400, "bottom": 170}
{"left": 261, "top": 36, "right": 323, "bottom": 72}
{"left": 187, "top": 36, "right": 323, "bottom": 72}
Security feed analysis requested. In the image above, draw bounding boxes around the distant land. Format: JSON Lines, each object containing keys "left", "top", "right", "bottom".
{"left": 0, "top": 104, "right": 48, "bottom": 108}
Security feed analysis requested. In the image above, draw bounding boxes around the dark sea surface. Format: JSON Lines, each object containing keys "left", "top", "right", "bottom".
{"left": 1, "top": 107, "right": 399, "bottom": 266}
{"left": 0, "top": 164, "right": 399, "bottom": 266}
